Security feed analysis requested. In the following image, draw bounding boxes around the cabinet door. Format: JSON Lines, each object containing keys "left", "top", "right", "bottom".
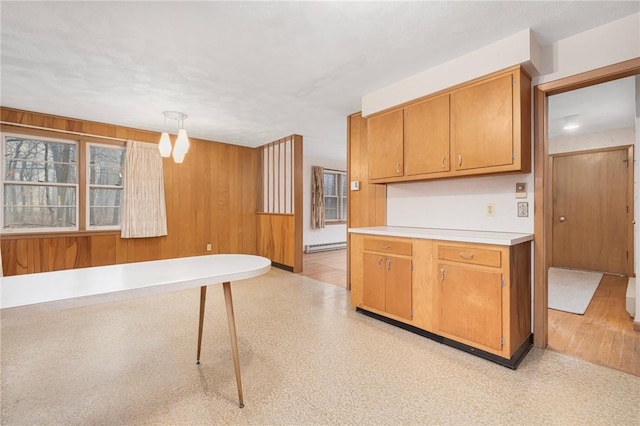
{"left": 404, "top": 94, "right": 450, "bottom": 175}
{"left": 451, "top": 73, "right": 513, "bottom": 171}
{"left": 438, "top": 264, "right": 503, "bottom": 351}
{"left": 385, "top": 256, "right": 412, "bottom": 320}
{"left": 363, "top": 253, "right": 386, "bottom": 312}
{"left": 368, "top": 109, "right": 404, "bottom": 180}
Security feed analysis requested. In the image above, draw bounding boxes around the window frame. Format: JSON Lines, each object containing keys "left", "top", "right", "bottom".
{"left": 1, "top": 132, "right": 80, "bottom": 233}
{"left": 323, "top": 169, "right": 347, "bottom": 223}
{"left": 86, "top": 142, "right": 126, "bottom": 231}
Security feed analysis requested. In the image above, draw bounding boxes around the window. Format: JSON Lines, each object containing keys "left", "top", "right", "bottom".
{"left": 324, "top": 170, "right": 347, "bottom": 222}
{"left": 2, "top": 134, "right": 78, "bottom": 232}
{"left": 87, "top": 143, "right": 125, "bottom": 229}
{"left": 1, "top": 133, "right": 127, "bottom": 233}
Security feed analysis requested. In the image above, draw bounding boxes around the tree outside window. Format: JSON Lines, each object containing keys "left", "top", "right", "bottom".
{"left": 87, "top": 143, "right": 125, "bottom": 229}
{"left": 1, "top": 134, "right": 127, "bottom": 233}
{"left": 2, "top": 135, "right": 78, "bottom": 231}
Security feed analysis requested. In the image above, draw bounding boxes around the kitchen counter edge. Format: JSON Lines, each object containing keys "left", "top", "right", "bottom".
{"left": 348, "top": 226, "right": 533, "bottom": 246}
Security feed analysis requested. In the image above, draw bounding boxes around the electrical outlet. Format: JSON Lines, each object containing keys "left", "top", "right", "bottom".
{"left": 206, "top": 243, "right": 212, "bottom": 251}
{"left": 486, "top": 203, "right": 495, "bottom": 217}
{"left": 517, "top": 202, "right": 529, "bottom": 217}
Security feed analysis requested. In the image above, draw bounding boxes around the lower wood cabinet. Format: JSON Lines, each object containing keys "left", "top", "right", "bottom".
{"left": 350, "top": 232, "right": 532, "bottom": 367}
{"left": 363, "top": 253, "right": 412, "bottom": 320}
{"left": 357, "top": 236, "right": 413, "bottom": 321}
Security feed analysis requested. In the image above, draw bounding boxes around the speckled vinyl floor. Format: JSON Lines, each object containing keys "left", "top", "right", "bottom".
{"left": 2, "top": 268, "right": 639, "bottom": 425}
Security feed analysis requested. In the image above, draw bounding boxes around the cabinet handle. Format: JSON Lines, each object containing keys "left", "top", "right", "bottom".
{"left": 378, "top": 257, "right": 383, "bottom": 269}
{"left": 396, "top": 163, "right": 401, "bottom": 174}
{"left": 458, "top": 155, "right": 462, "bottom": 167}
{"left": 380, "top": 244, "right": 391, "bottom": 250}
{"left": 387, "top": 258, "right": 391, "bottom": 270}
{"left": 440, "top": 267, "right": 445, "bottom": 281}
{"left": 459, "top": 252, "right": 474, "bottom": 260}
{"left": 441, "top": 156, "right": 446, "bottom": 169}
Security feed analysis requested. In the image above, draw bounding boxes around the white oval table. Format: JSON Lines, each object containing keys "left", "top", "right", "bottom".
{"left": 0, "top": 254, "right": 272, "bottom": 408}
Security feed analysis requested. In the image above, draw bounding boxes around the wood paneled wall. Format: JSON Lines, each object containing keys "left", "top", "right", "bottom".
{"left": 255, "top": 135, "right": 303, "bottom": 272}
{"left": 1, "top": 108, "right": 258, "bottom": 275}
{"left": 347, "top": 112, "right": 387, "bottom": 289}
{"left": 347, "top": 113, "right": 387, "bottom": 228}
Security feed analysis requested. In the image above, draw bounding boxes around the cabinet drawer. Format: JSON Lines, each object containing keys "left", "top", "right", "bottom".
{"left": 364, "top": 238, "right": 412, "bottom": 256}
{"left": 438, "top": 245, "right": 501, "bottom": 267}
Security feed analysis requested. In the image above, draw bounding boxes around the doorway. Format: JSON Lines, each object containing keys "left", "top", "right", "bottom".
{"left": 535, "top": 59, "right": 640, "bottom": 375}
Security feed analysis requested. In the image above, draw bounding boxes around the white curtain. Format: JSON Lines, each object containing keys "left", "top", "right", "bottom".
{"left": 121, "top": 140, "right": 168, "bottom": 238}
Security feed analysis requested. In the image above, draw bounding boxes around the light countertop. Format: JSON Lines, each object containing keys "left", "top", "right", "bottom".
{"left": 348, "top": 226, "right": 533, "bottom": 246}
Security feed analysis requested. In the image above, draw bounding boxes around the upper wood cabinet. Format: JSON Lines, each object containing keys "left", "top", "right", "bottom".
{"left": 367, "top": 66, "right": 531, "bottom": 183}
{"left": 451, "top": 70, "right": 528, "bottom": 173}
{"left": 404, "top": 94, "right": 450, "bottom": 176}
{"left": 368, "top": 109, "right": 404, "bottom": 180}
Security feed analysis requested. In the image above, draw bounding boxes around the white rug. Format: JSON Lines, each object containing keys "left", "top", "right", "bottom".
{"left": 548, "top": 267, "right": 603, "bottom": 315}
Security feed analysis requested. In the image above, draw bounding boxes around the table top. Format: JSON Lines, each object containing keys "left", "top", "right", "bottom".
{"left": 349, "top": 226, "right": 533, "bottom": 246}
{"left": 0, "top": 254, "right": 271, "bottom": 310}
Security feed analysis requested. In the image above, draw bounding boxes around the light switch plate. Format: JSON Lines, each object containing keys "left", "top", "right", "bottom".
{"left": 516, "top": 182, "right": 527, "bottom": 199}
{"left": 350, "top": 181, "right": 360, "bottom": 191}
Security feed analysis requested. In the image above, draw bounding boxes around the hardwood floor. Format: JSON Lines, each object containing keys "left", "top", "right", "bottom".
{"left": 299, "top": 249, "right": 347, "bottom": 288}
{"left": 548, "top": 274, "right": 639, "bottom": 376}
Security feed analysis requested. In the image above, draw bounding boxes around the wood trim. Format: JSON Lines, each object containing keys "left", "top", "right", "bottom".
{"left": 533, "top": 58, "right": 640, "bottom": 349}
{"left": 533, "top": 85, "right": 548, "bottom": 348}
{"left": 537, "top": 58, "right": 640, "bottom": 96}
{"left": 628, "top": 145, "right": 635, "bottom": 277}
{"left": 293, "top": 135, "right": 304, "bottom": 273}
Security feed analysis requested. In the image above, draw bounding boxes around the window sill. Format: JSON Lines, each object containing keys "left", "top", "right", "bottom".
{"left": 0, "top": 229, "right": 121, "bottom": 240}
{"left": 325, "top": 221, "right": 347, "bottom": 225}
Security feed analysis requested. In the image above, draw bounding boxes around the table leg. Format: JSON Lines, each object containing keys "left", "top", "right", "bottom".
{"left": 196, "top": 286, "right": 207, "bottom": 364}
{"left": 223, "top": 281, "right": 244, "bottom": 408}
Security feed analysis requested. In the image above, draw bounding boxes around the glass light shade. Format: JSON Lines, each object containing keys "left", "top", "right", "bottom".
{"left": 174, "top": 128, "right": 190, "bottom": 155}
{"left": 158, "top": 132, "right": 172, "bottom": 157}
{"left": 172, "top": 146, "right": 186, "bottom": 163}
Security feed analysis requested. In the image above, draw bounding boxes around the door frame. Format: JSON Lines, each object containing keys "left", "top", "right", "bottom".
{"left": 533, "top": 57, "right": 640, "bottom": 348}
{"left": 548, "top": 145, "right": 634, "bottom": 275}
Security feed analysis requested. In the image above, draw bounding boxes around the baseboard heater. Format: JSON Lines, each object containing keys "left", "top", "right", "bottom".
{"left": 304, "top": 241, "right": 347, "bottom": 253}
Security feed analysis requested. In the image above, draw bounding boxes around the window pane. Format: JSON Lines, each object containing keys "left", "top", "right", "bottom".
{"left": 4, "top": 137, "right": 77, "bottom": 183}
{"left": 3, "top": 206, "right": 76, "bottom": 229}
{"left": 89, "top": 188, "right": 122, "bottom": 208}
{"left": 324, "top": 173, "right": 337, "bottom": 196}
{"left": 4, "top": 184, "right": 76, "bottom": 207}
{"left": 4, "top": 160, "right": 77, "bottom": 184}
{"left": 90, "top": 207, "right": 121, "bottom": 227}
{"left": 89, "top": 146, "right": 125, "bottom": 185}
{"left": 341, "top": 196, "right": 347, "bottom": 220}
{"left": 325, "top": 196, "right": 338, "bottom": 220}
{"left": 340, "top": 174, "right": 347, "bottom": 196}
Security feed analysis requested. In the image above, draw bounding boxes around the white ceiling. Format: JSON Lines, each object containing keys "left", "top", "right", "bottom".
{"left": 548, "top": 76, "right": 637, "bottom": 139}
{"left": 1, "top": 1, "right": 639, "bottom": 164}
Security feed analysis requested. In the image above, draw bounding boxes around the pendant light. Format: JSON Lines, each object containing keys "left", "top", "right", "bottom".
{"left": 158, "top": 111, "right": 190, "bottom": 163}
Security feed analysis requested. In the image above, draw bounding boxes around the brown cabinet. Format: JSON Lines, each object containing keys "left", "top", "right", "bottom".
{"left": 368, "top": 109, "right": 404, "bottom": 180}
{"left": 350, "top": 231, "right": 532, "bottom": 366}
{"left": 404, "top": 94, "right": 450, "bottom": 176}
{"left": 351, "top": 235, "right": 413, "bottom": 321}
{"left": 451, "top": 70, "right": 530, "bottom": 174}
{"left": 434, "top": 241, "right": 531, "bottom": 358}
{"left": 367, "top": 66, "right": 531, "bottom": 184}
